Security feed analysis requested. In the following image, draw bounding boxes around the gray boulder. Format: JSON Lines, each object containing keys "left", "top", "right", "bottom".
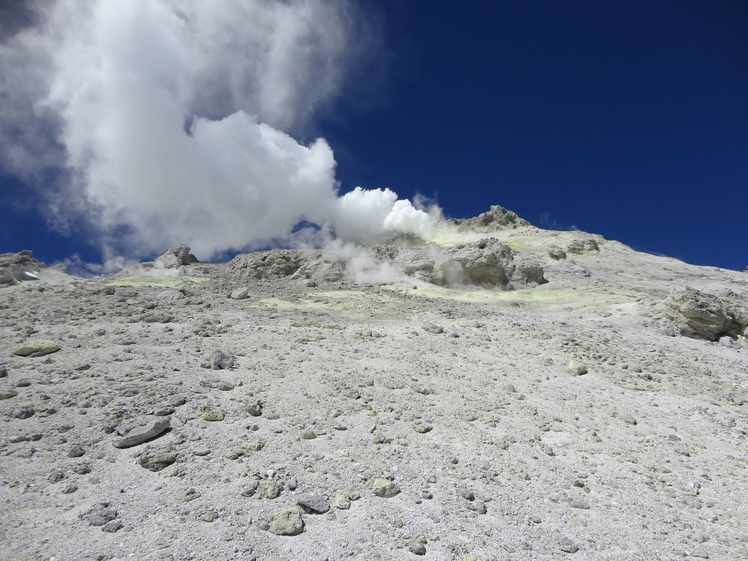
{"left": 154, "top": 245, "right": 197, "bottom": 269}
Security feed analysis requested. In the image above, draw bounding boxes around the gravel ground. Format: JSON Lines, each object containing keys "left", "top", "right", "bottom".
{"left": 1, "top": 225, "right": 747, "bottom": 561}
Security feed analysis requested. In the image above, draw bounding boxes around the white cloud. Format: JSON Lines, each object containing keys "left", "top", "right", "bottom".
{"left": 0, "top": 0, "right": 438, "bottom": 262}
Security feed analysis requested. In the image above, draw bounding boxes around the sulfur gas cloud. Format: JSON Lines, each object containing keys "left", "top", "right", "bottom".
{"left": 0, "top": 0, "right": 441, "bottom": 268}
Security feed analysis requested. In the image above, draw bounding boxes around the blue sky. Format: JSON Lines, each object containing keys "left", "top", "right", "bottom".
{"left": 1, "top": 1, "right": 747, "bottom": 271}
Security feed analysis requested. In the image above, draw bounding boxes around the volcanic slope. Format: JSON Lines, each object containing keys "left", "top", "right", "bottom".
{"left": 1, "top": 207, "right": 747, "bottom": 560}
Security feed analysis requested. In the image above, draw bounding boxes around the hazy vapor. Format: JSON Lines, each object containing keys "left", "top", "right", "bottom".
{"left": 0, "top": 0, "right": 436, "bottom": 265}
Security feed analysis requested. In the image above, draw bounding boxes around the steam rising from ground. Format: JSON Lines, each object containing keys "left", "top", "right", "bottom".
{"left": 0, "top": 0, "right": 440, "bottom": 267}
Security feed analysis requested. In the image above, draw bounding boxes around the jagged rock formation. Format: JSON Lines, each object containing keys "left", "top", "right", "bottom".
{"left": 0, "top": 250, "right": 46, "bottom": 285}
{"left": 447, "top": 204, "right": 530, "bottom": 231}
{"left": 154, "top": 245, "right": 198, "bottom": 268}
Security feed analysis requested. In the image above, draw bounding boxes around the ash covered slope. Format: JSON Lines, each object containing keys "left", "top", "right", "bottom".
{"left": 1, "top": 205, "right": 748, "bottom": 560}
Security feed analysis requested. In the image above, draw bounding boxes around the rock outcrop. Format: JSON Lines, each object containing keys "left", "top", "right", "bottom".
{"left": 154, "top": 245, "right": 198, "bottom": 269}
{"left": 667, "top": 287, "right": 745, "bottom": 341}
{"left": 0, "top": 250, "right": 45, "bottom": 286}
{"left": 447, "top": 205, "right": 530, "bottom": 232}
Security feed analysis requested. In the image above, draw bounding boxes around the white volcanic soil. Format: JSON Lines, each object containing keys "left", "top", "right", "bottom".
{"left": 1, "top": 220, "right": 747, "bottom": 561}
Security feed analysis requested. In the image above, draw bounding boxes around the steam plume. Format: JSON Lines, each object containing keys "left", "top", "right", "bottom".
{"left": 0, "top": 0, "right": 437, "bottom": 265}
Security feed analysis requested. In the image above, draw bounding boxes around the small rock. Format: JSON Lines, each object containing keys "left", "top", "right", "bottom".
{"left": 422, "top": 323, "right": 444, "bottom": 334}
{"left": 211, "top": 351, "right": 235, "bottom": 370}
{"left": 62, "top": 484, "right": 78, "bottom": 494}
{"left": 558, "top": 536, "right": 579, "bottom": 553}
{"left": 569, "top": 499, "right": 590, "bottom": 509}
{"left": 83, "top": 505, "right": 118, "bottom": 527}
{"left": 192, "top": 446, "right": 211, "bottom": 457}
{"left": 269, "top": 506, "right": 304, "bottom": 536}
{"left": 332, "top": 493, "right": 351, "bottom": 510}
{"left": 247, "top": 402, "right": 262, "bottom": 417}
{"left": 101, "top": 520, "right": 123, "bottom": 533}
{"left": 257, "top": 480, "right": 281, "bottom": 499}
{"left": 0, "top": 366, "right": 7, "bottom": 377}
{"left": 12, "top": 339, "right": 59, "bottom": 357}
{"left": 297, "top": 495, "right": 330, "bottom": 514}
{"left": 67, "top": 444, "right": 85, "bottom": 458}
{"left": 468, "top": 500, "right": 487, "bottom": 514}
{"left": 49, "top": 470, "right": 65, "bottom": 483}
{"left": 548, "top": 245, "right": 567, "bottom": 260}
{"left": 566, "top": 361, "right": 588, "bottom": 376}
{"left": 372, "top": 478, "right": 400, "bottom": 498}
{"left": 413, "top": 423, "right": 432, "bottom": 434}
{"left": 168, "top": 395, "right": 187, "bottom": 407}
{"left": 458, "top": 488, "right": 476, "bottom": 501}
{"left": 198, "top": 510, "right": 219, "bottom": 522}
{"left": 406, "top": 536, "right": 427, "bottom": 555}
{"left": 241, "top": 438, "right": 265, "bottom": 452}
{"left": 0, "top": 388, "right": 18, "bottom": 400}
{"left": 300, "top": 430, "right": 317, "bottom": 440}
{"left": 620, "top": 415, "right": 637, "bottom": 425}
{"left": 230, "top": 287, "right": 250, "bottom": 300}
{"left": 201, "top": 409, "right": 225, "bottom": 422}
{"left": 14, "top": 406, "right": 34, "bottom": 419}
{"left": 142, "top": 312, "right": 173, "bottom": 323}
{"left": 158, "top": 289, "right": 184, "bottom": 301}
{"left": 343, "top": 388, "right": 360, "bottom": 399}
{"left": 114, "top": 416, "right": 170, "bottom": 448}
{"left": 139, "top": 451, "right": 177, "bottom": 472}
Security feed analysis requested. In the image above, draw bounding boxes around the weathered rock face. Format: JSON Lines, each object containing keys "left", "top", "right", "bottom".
{"left": 666, "top": 287, "right": 744, "bottom": 340}
{"left": 567, "top": 238, "right": 600, "bottom": 255}
{"left": 447, "top": 205, "right": 530, "bottom": 232}
{"left": 0, "top": 250, "right": 45, "bottom": 286}
{"left": 226, "top": 238, "right": 547, "bottom": 290}
{"left": 448, "top": 238, "right": 546, "bottom": 288}
{"left": 227, "top": 249, "right": 308, "bottom": 279}
{"left": 154, "top": 245, "right": 198, "bottom": 269}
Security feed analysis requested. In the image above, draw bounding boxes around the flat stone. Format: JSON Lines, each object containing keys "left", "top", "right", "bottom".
{"left": 0, "top": 388, "right": 18, "bottom": 400}
{"left": 297, "top": 495, "right": 330, "bottom": 514}
{"left": 269, "top": 506, "right": 304, "bottom": 536}
{"left": 240, "top": 438, "right": 264, "bottom": 452}
{"left": 13, "top": 339, "right": 59, "bottom": 356}
{"left": 201, "top": 409, "right": 224, "bottom": 422}
{"left": 139, "top": 451, "right": 177, "bottom": 472}
{"left": 114, "top": 416, "right": 170, "bottom": 448}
